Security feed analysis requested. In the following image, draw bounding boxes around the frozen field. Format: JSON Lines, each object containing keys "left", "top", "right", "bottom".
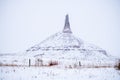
{"left": 0, "top": 66, "right": 120, "bottom": 80}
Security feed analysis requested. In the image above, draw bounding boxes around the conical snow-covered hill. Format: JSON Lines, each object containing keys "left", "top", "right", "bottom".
{"left": 25, "top": 15, "right": 117, "bottom": 63}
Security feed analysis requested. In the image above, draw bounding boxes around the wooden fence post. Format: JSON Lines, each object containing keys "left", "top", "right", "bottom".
{"left": 79, "top": 61, "right": 81, "bottom": 66}
{"left": 29, "top": 59, "right": 31, "bottom": 67}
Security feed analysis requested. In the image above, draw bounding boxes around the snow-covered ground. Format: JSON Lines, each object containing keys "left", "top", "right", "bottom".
{"left": 0, "top": 66, "right": 120, "bottom": 80}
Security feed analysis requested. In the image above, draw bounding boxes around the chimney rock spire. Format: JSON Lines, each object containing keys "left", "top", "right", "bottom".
{"left": 63, "top": 14, "right": 72, "bottom": 33}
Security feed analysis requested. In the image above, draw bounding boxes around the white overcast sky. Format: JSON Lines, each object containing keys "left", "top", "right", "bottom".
{"left": 0, "top": 0, "right": 120, "bottom": 57}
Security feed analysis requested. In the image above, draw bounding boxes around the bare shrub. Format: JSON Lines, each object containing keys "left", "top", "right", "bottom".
{"left": 118, "top": 62, "right": 120, "bottom": 70}
{"left": 73, "top": 64, "right": 77, "bottom": 68}
{"left": 48, "top": 61, "right": 58, "bottom": 66}
{"left": 68, "top": 65, "right": 72, "bottom": 69}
